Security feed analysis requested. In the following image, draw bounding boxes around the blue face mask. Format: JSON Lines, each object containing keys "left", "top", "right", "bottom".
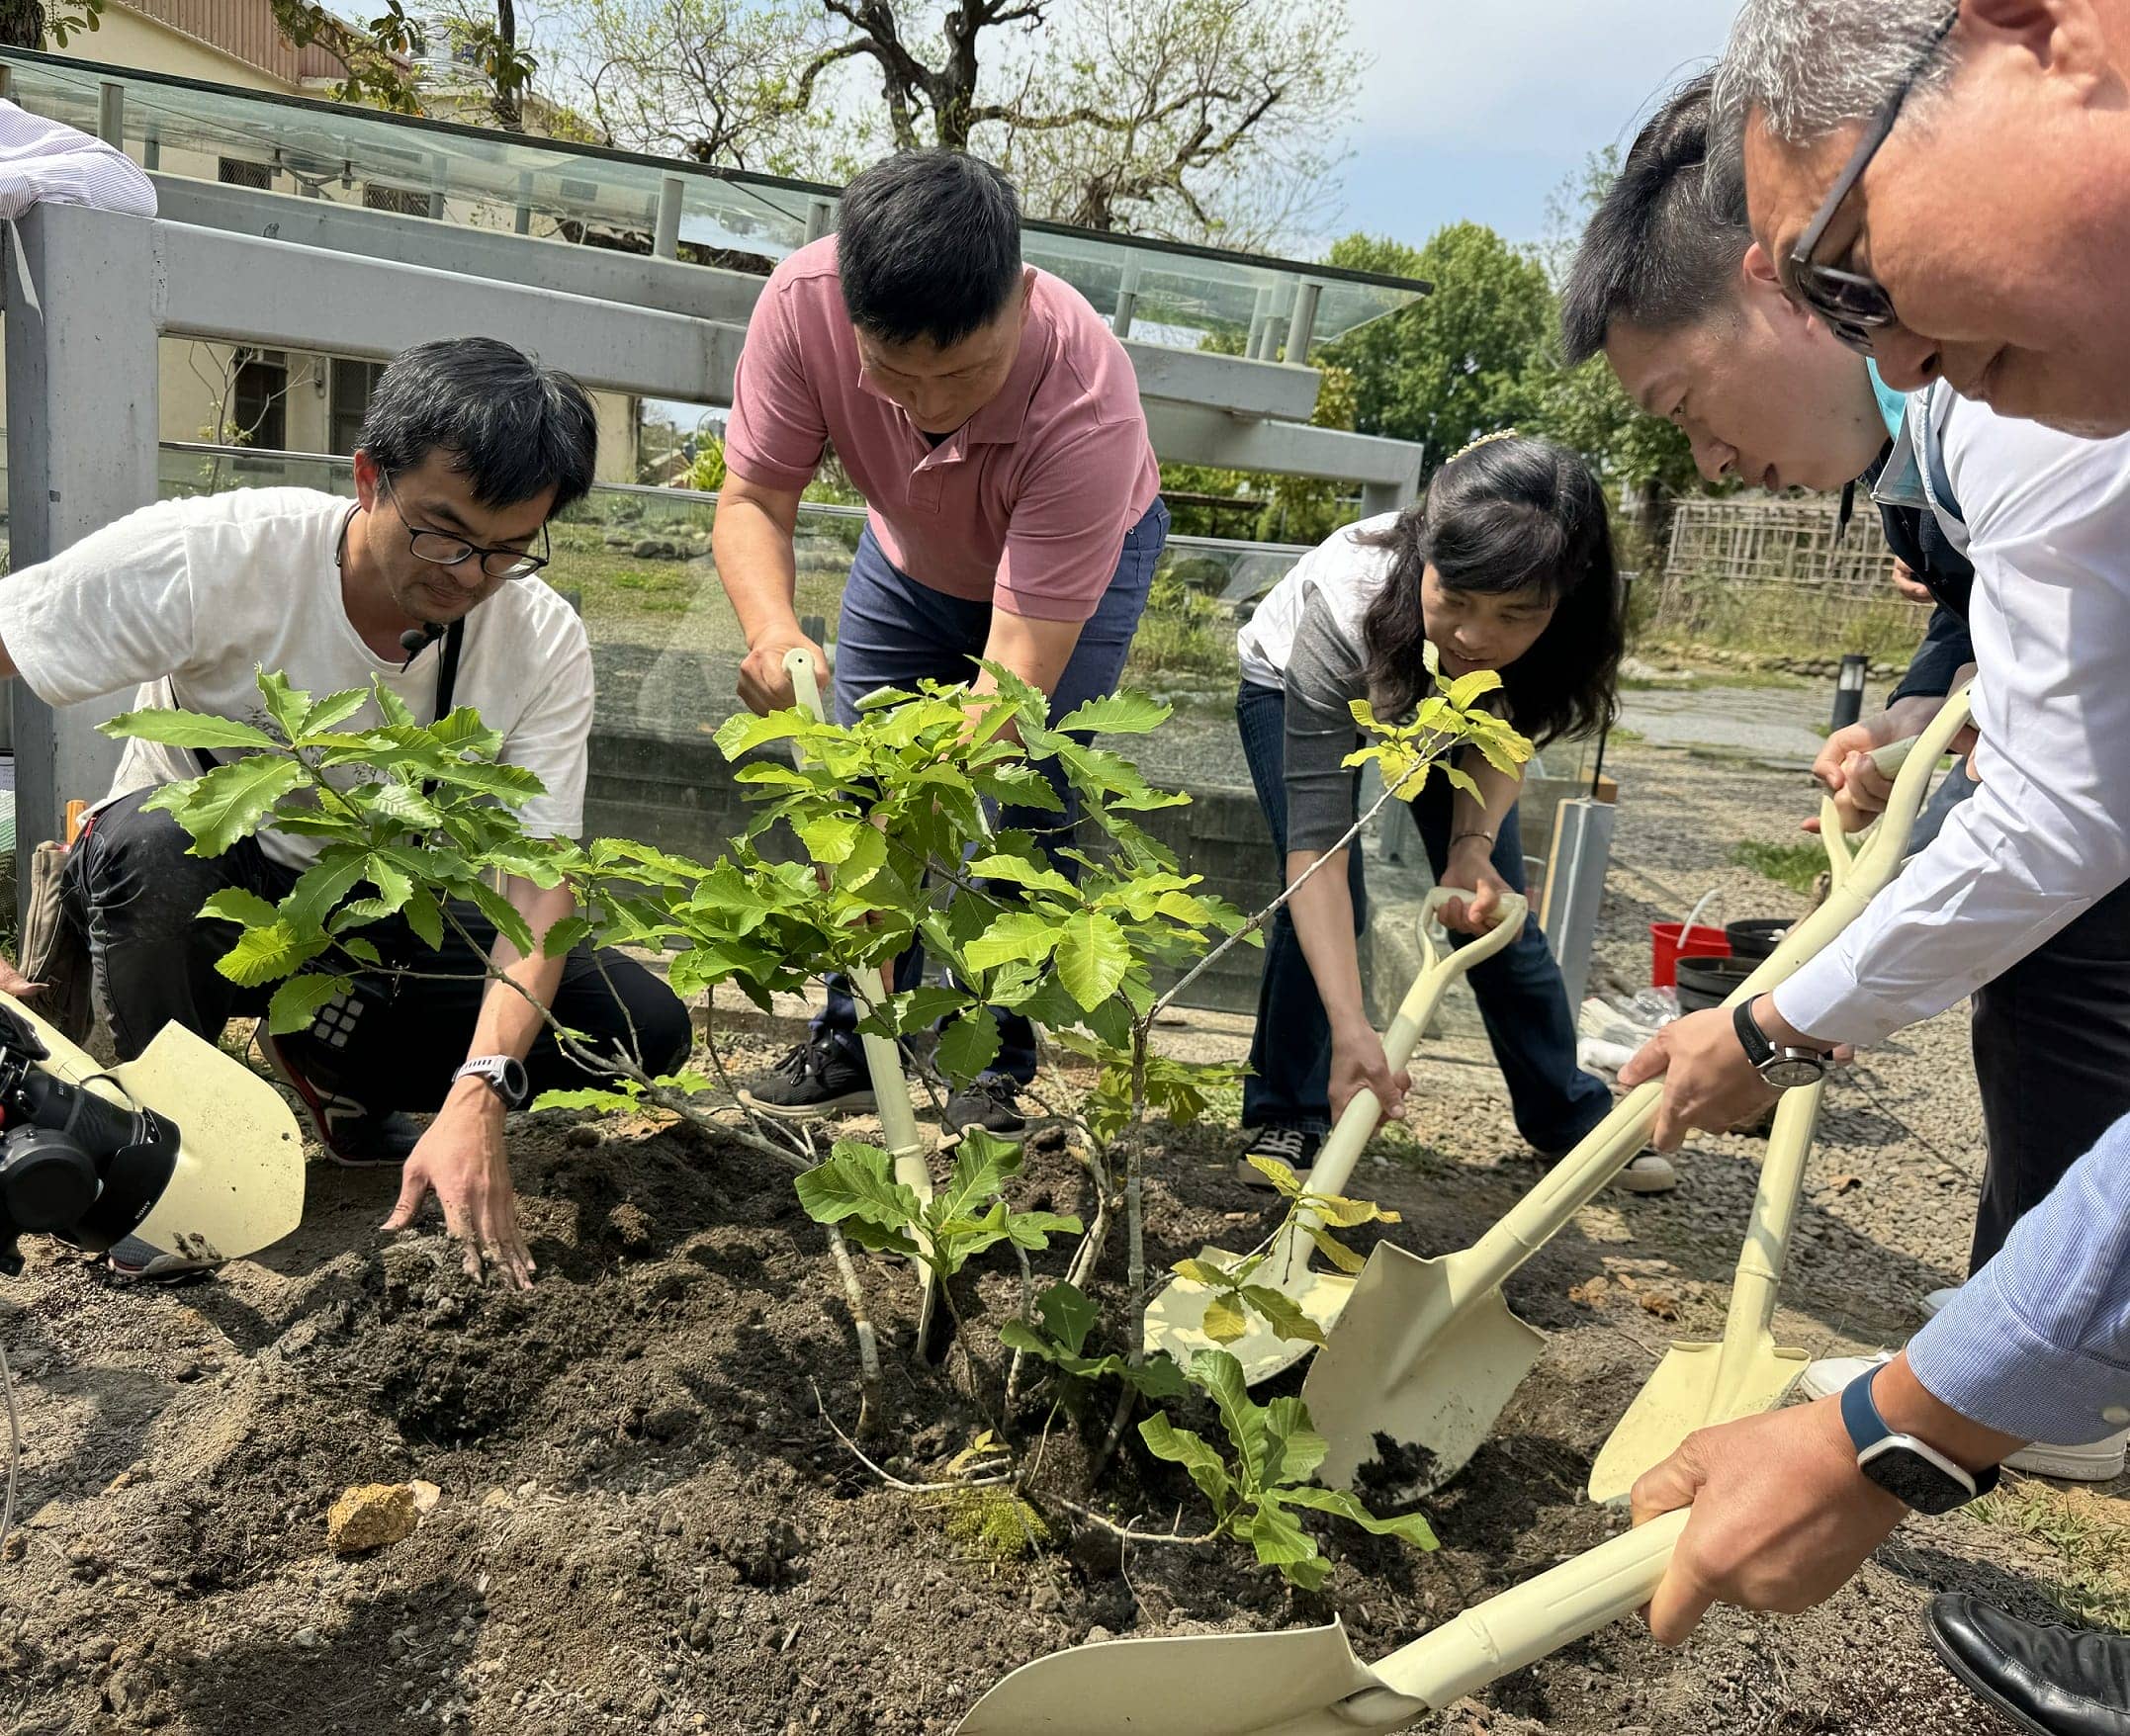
{"left": 1866, "top": 360, "right": 1910, "bottom": 442}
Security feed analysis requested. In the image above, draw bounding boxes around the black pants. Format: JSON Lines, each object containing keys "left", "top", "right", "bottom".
{"left": 1970, "top": 874, "right": 2130, "bottom": 1270}
{"left": 69, "top": 790, "right": 691, "bottom": 1106}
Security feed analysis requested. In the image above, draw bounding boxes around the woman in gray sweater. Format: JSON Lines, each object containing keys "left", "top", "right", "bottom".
{"left": 1233, "top": 435, "right": 1672, "bottom": 1190}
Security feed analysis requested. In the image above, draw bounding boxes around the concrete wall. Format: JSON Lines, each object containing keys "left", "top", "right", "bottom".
{"left": 52, "top": 6, "right": 303, "bottom": 92}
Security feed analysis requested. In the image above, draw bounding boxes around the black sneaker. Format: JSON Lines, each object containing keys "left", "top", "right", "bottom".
{"left": 739, "top": 1037, "right": 876, "bottom": 1121}
{"left": 943, "top": 1074, "right": 1027, "bottom": 1142}
{"left": 257, "top": 1031, "right": 424, "bottom": 1167}
{"left": 1236, "top": 1124, "right": 1321, "bottom": 1189}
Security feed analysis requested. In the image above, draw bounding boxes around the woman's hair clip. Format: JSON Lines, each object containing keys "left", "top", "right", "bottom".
{"left": 1446, "top": 428, "right": 1521, "bottom": 466}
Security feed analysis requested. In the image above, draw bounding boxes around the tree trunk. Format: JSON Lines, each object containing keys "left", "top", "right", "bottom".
{"left": 0, "top": 0, "right": 45, "bottom": 49}
{"left": 488, "top": 0, "right": 524, "bottom": 132}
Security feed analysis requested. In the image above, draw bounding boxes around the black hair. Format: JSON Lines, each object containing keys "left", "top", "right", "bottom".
{"left": 357, "top": 336, "right": 598, "bottom": 514}
{"left": 836, "top": 149, "right": 1023, "bottom": 348}
{"left": 1359, "top": 436, "right": 1623, "bottom": 748}
{"left": 1559, "top": 72, "right": 1751, "bottom": 366}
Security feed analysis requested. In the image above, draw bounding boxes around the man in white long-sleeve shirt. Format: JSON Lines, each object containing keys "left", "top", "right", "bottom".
{"left": 0, "top": 96, "right": 154, "bottom": 218}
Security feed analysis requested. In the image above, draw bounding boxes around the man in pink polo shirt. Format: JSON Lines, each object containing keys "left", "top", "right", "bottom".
{"left": 714, "top": 149, "right": 1167, "bottom": 1136}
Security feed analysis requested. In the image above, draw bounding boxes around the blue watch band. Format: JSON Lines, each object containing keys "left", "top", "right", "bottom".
{"left": 1839, "top": 1362, "right": 1895, "bottom": 1453}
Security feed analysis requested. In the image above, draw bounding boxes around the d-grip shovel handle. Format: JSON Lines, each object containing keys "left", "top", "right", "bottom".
{"left": 1820, "top": 731, "right": 1924, "bottom": 893}
{"left": 1303, "top": 889, "right": 1528, "bottom": 1207}
{"left": 1339, "top": 1510, "right": 1690, "bottom": 1724}
{"left": 1460, "top": 688, "right": 1974, "bottom": 1295}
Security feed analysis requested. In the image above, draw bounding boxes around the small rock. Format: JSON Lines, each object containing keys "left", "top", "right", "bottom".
{"left": 564, "top": 1122, "right": 603, "bottom": 1150}
{"left": 326, "top": 1483, "right": 419, "bottom": 1554}
{"left": 481, "top": 1487, "right": 512, "bottom": 1510}
{"left": 1084, "top": 1625, "right": 1114, "bottom": 1645}
{"left": 635, "top": 1688, "right": 665, "bottom": 1719}
{"left": 82, "top": 1636, "right": 117, "bottom": 1662}
{"left": 1028, "top": 1582, "right": 1062, "bottom": 1614}
{"left": 294, "top": 1627, "right": 321, "bottom": 1650}
{"left": 105, "top": 1468, "right": 138, "bottom": 1494}
{"left": 515, "top": 1481, "right": 540, "bottom": 1501}
{"left": 408, "top": 1480, "right": 443, "bottom": 1514}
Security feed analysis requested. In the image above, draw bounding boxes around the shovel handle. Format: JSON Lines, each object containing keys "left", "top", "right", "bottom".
{"left": 1461, "top": 688, "right": 1975, "bottom": 1297}
{"left": 1301, "top": 891, "right": 1527, "bottom": 1209}
{"left": 1820, "top": 729, "right": 1927, "bottom": 892}
{"left": 1357, "top": 1511, "right": 1688, "bottom": 1717}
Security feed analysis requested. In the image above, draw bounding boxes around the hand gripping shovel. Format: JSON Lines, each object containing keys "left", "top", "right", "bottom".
{"left": 1141, "top": 888, "right": 1528, "bottom": 1384}
{"left": 1299, "top": 687, "right": 1975, "bottom": 1496}
{"left": 1581, "top": 716, "right": 1950, "bottom": 1503}
{"left": 955, "top": 1506, "right": 1689, "bottom": 1734}
{"left": 783, "top": 649, "right": 940, "bottom": 1347}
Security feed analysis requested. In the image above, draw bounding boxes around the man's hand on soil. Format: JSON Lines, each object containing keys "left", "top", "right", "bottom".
{"left": 1618, "top": 1008, "right": 1778, "bottom": 1152}
{"left": 1630, "top": 1399, "right": 1908, "bottom": 1645}
{"left": 384, "top": 1084, "right": 536, "bottom": 1289}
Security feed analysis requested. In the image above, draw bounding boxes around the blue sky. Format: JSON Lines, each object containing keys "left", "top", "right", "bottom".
{"left": 1331, "top": 1, "right": 1734, "bottom": 249}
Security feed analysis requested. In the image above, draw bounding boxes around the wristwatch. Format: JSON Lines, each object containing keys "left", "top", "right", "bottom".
{"left": 1731, "top": 998, "right": 1832, "bottom": 1088}
{"left": 454, "top": 1054, "right": 530, "bottom": 1109}
{"left": 1840, "top": 1364, "right": 2000, "bottom": 1516}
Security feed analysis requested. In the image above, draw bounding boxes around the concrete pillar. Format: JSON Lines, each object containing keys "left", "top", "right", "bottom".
{"left": 1244, "top": 285, "right": 1273, "bottom": 360}
{"left": 97, "top": 80, "right": 125, "bottom": 148}
{"left": 1110, "top": 259, "right": 1142, "bottom": 340}
{"left": 4, "top": 207, "right": 161, "bottom": 883}
{"left": 805, "top": 196, "right": 835, "bottom": 243}
{"left": 514, "top": 169, "right": 533, "bottom": 235}
{"left": 654, "top": 175, "right": 684, "bottom": 260}
{"left": 1285, "top": 280, "right": 1322, "bottom": 368}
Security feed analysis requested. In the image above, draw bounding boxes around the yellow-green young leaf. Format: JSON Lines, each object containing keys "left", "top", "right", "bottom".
{"left": 1172, "top": 1258, "right": 1239, "bottom": 1289}
{"left": 369, "top": 781, "right": 444, "bottom": 833}
{"left": 965, "top": 911, "right": 1061, "bottom": 972}
{"left": 197, "top": 888, "right": 280, "bottom": 929}
{"left": 542, "top": 915, "right": 592, "bottom": 959}
{"left": 1309, "top": 1191, "right": 1391, "bottom": 1230}
{"left": 1442, "top": 764, "right": 1482, "bottom": 801}
{"left": 1053, "top": 692, "right": 1170, "bottom": 737}
{"left": 1280, "top": 1484, "right": 1439, "bottom": 1552}
{"left": 1055, "top": 910, "right": 1129, "bottom": 1011}
{"left": 215, "top": 919, "right": 328, "bottom": 988}
{"left": 158, "top": 757, "right": 308, "bottom": 856}
{"left": 712, "top": 709, "right": 807, "bottom": 761}
{"left": 1444, "top": 668, "right": 1505, "bottom": 711}
{"left": 1244, "top": 1156, "right": 1306, "bottom": 1197}
{"left": 281, "top": 847, "right": 372, "bottom": 936}
{"left": 257, "top": 669, "right": 312, "bottom": 740}
{"left": 1247, "top": 1499, "right": 1320, "bottom": 1574}
{"left": 1307, "top": 1227, "right": 1368, "bottom": 1275}
{"left": 831, "top": 822, "right": 888, "bottom": 894}
{"left": 266, "top": 972, "right": 350, "bottom": 1035}
{"left": 532, "top": 1085, "right": 642, "bottom": 1113}
{"left": 1421, "top": 638, "right": 1443, "bottom": 678}
{"left": 98, "top": 709, "right": 280, "bottom": 752}
{"left": 1262, "top": 1395, "right": 1330, "bottom": 1485}
{"left": 1239, "top": 1285, "right": 1326, "bottom": 1345}
{"left": 1201, "top": 1293, "right": 1249, "bottom": 1344}
{"left": 1004, "top": 1209, "right": 1082, "bottom": 1252}
{"left": 796, "top": 813, "right": 862, "bottom": 865}
{"left": 1137, "top": 1413, "right": 1233, "bottom": 1509}
{"left": 793, "top": 1141, "right": 926, "bottom": 1236}
{"left": 296, "top": 688, "right": 369, "bottom": 738}
{"left": 422, "top": 758, "right": 547, "bottom": 807}
{"left": 965, "top": 852, "right": 1079, "bottom": 898}
{"left": 1347, "top": 697, "right": 1381, "bottom": 731}
{"left": 1033, "top": 1280, "right": 1101, "bottom": 1356}
{"left": 370, "top": 679, "right": 416, "bottom": 730}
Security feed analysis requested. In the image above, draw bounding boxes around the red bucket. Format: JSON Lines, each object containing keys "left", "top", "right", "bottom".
{"left": 1650, "top": 921, "right": 1730, "bottom": 989}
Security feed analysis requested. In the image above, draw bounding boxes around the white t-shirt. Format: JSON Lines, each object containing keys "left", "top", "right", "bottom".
{"left": 0, "top": 487, "right": 594, "bottom": 868}
{"left": 1235, "top": 512, "right": 1400, "bottom": 689}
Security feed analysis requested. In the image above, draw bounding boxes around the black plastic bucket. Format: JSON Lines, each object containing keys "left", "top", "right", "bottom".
{"left": 1725, "top": 917, "right": 1792, "bottom": 962}
{"left": 1675, "top": 955, "right": 1759, "bottom": 1014}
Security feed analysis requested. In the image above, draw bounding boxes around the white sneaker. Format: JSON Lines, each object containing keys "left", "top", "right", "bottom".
{"left": 1611, "top": 1152, "right": 1677, "bottom": 1194}
{"left": 1801, "top": 1350, "right": 1894, "bottom": 1402}
{"left": 2004, "top": 1430, "right": 2128, "bottom": 1481}
{"left": 1920, "top": 1285, "right": 1961, "bottom": 1320}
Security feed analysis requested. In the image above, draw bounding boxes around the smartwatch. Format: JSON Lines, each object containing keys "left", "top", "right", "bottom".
{"left": 454, "top": 1055, "right": 530, "bottom": 1110}
{"left": 1731, "top": 998, "right": 1832, "bottom": 1088}
{"left": 1840, "top": 1364, "right": 2000, "bottom": 1516}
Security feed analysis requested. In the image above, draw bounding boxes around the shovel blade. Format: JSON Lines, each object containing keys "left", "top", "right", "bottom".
{"left": 121, "top": 1021, "right": 306, "bottom": 1262}
{"left": 1585, "top": 1337, "right": 1809, "bottom": 1505}
{"left": 1143, "top": 1244, "right": 1357, "bottom": 1385}
{"left": 956, "top": 1619, "right": 1385, "bottom": 1736}
{"left": 1302, "top": 1244, "right": 1546, "bottom": 1496}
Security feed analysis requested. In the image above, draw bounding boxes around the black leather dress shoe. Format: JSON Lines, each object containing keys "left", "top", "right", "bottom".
{"left": 1927, "top": 1594, "right": 2130, "bottom": 1736}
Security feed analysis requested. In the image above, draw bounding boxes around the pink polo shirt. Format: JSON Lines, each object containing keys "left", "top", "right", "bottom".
{"left": 723, "top": 236, "right": 1162, "bottom": 624}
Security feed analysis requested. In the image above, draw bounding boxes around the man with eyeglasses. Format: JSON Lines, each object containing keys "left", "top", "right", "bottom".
{"left": 0, "top": 336, "right": 690, "bottom": 1287}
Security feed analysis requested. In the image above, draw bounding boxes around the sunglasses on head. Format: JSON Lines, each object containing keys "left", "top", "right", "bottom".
{"left": 1787, "top": 10, "right": 1959, "bottom": 355}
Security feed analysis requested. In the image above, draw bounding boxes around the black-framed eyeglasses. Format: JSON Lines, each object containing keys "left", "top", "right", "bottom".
{"left": 1788, "top": 9, "right": 1959, "bottom": 355}
{"left": 380, "top": 474, "right": 551, "bottom": 580}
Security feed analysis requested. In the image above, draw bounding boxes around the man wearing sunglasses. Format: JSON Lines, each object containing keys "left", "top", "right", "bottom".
{"left": 0, "top": 336, "right": 690, "bottom": 1288}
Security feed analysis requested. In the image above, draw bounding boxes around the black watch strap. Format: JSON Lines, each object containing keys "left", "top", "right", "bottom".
{"left": 1731, "top": 998, "right": 1776, "bottom": 1068}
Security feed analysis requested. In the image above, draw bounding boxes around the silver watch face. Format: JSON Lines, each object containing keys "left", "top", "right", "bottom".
{"left": 1763, "top": 1054, "right": 1825, "bottom": 1089}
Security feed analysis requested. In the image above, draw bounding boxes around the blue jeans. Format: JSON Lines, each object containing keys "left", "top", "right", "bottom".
{"left": 814, "top": 499, "right": 1170, "bottom": 1082}
{"left": 1235, "top": 679, "right": 1612, "bottom": 1151}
